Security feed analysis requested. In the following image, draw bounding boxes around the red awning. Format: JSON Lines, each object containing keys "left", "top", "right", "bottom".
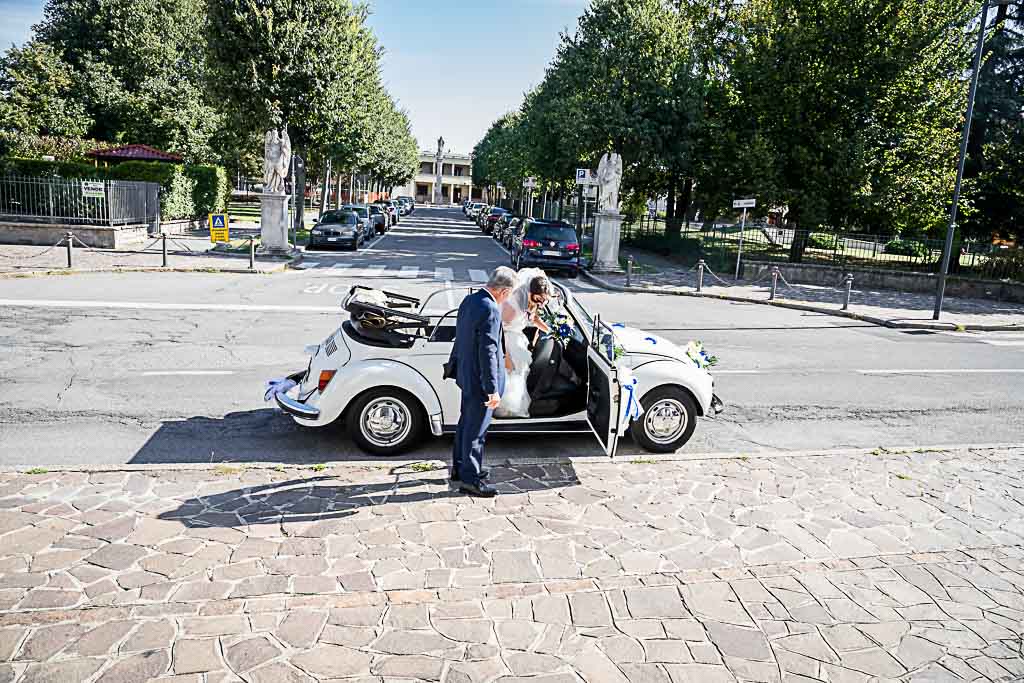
{"left": 87, "top": 144, "right": 183, "bottom": 162}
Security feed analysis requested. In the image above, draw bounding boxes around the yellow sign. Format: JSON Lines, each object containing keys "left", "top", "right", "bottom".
{"left": 209, "top": 213, "right": 229, "bottom": 243}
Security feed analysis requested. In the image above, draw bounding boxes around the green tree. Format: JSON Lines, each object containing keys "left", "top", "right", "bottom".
{"left": 0, "top": 41, "right": 91, "bottom": 138}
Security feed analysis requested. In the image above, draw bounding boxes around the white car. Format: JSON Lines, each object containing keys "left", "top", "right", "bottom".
{"left": 271, "top": 284, "right": 723, "bottom": 457}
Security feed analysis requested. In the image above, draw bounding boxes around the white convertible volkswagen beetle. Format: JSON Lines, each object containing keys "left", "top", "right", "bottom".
{"left": 270, "top": 284, "right": 723, "bottom": 457}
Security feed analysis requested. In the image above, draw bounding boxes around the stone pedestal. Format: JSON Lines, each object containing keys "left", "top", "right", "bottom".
{"left": 591, "top": 209, "right": 624, "bottom": 274}
{"left": 259, "top": 193, "right": 292, "bottom": 255}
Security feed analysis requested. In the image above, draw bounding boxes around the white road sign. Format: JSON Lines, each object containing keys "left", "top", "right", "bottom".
{"left": 733, "top": 198, "right": 757, "bottom": 209}
{"left": 523, "top": 177, "right": 537, "bottom": 189}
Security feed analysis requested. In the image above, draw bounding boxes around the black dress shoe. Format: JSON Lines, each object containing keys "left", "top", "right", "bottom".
{"left": 459, "top": 481, "right": 497, "bottom": 498}
{"left": 450, "top": 468, "right": 489, "bottom": 483}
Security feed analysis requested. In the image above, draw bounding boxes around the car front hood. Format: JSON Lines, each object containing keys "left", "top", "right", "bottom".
{"left": 613, "top": 325, "right": 693, "bottom": 365}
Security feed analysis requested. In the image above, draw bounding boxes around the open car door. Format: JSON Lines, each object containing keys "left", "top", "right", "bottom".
{"left": 585, "top": 315, "right": 627, "bottom": 457}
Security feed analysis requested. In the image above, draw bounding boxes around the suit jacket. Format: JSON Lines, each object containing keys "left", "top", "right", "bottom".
{"left": 449, "top": 289, "right": 506, "bottom": 399}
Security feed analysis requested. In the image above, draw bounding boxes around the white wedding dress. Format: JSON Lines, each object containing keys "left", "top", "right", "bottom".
{"left": 494, "top": 268, "right": 547, "bottom": 418}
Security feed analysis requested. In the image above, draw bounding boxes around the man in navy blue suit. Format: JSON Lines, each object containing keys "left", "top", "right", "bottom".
{"left": 448, "top": 266, "right": 515, "bottom": 497}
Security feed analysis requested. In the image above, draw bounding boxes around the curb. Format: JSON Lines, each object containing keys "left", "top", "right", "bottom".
{"left": 0, "top": 258, "right": 299, "bottom": 280}
{"left": 3, "top": 442, "right": 1020, "bottom": 475}
{"left": 582, "top": 271, "right": 1024, "bottom": 332}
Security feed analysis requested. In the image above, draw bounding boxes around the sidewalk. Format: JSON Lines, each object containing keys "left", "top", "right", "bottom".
{"left": 0, "top": 446, "right": 1022, "bottom": 681}
{"left": 589, "top": 251, "right": 1024, "bottom": 331}
{"left": 0, "top": 236, "right": 294, "bottom": 276}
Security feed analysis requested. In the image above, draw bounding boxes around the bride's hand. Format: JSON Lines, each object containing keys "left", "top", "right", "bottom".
{"left": 505, "top": 354, "right": 513, "bottom": 371}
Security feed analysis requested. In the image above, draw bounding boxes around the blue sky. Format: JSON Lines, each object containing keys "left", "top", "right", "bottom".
{"left": 0, "top": 0, "right": 587, "bottom": 154}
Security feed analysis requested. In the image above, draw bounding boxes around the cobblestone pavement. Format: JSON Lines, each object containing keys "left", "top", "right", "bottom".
{"left": 598, "top": 251, "right": 1024, "bottom": 329}
{"left": 0, "top": 237, "right": 287, "bottom": 275}
{"left": 0, "top": 447, "right": 1023, "bottom": 681}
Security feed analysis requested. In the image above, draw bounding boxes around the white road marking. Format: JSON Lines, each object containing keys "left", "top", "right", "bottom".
{"left": 399, "top": 266, "right": 420, "bottom": 278}
{"left": 978, "top": 340, "right": 1024, "bottom": 347}
{"left": 713, "top": 370, "right": 768, "bottom": 375}
{"left": 297, "top": 262, "right": 319, "bottom": 270}
{"left": 435, "top": 267, "right": 454, "bottom": 281}
{"left": 330, "top": 263, "right": 350, "bottom": 271}
{"left": 0, "top": 299, "right": 339, "bottom": 313}
{"left": 858, "top": 368, "right": 1024, "bottom": 375}
{"left": 358, "top": 265, "right": 387, "bottom": 278}
{"left": 362, "top": 234, "right": 386, "bottom": 251}
{"left": 141, "top": 370, "right": 235, "bottom": 376}
{"left": 469, "top": 269, "right": 488, "bottom": 283}
{"left": 445, "top": 287, "right": 455, "bottom": 311}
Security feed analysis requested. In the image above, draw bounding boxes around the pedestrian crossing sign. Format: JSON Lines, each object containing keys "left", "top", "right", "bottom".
{"left": 209, "top": 213, "right": 229, "bottom": 243}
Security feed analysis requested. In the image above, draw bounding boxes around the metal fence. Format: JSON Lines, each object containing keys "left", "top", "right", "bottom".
{"left": 621, "top": 217, "right": 1024, "bottom": 282}
{"left": 0, "top": 176, "right": 160, "bottom": 227}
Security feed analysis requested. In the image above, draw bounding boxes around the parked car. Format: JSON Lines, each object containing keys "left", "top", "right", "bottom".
{"left": 368, "top": 204, "right": 389, "bottom": 234}
{"left": 481, "top": 207, "right": 507, "bottom": 234}
{"left": 467, "top": 202, "right": 485, "bottom": 219}
{"left": 503, "top": 217, "right": 524, "bottom": 250}
{"left": 386, "top": 200, "right": 401, "bottom": 224}
{"left": 270, "top": 284, "right": 722, "bottom": 456}
{"left": 462, "top": 200, "right": 472, "bottom": 214}
{"left": 510, "top": 219, "right": 581, "bottom": 277}
{"left": 476, "top": 205, "right": 492, "bottom": 229}
{"left": 308, "top": 210, "right": 362, "bottom": 250}
{"left": 398, "top": 197, "right": 413, "bottom": 215}
{"left": 492, "top": 212, "right": 515, "bottom": 243}
{"left": 343, "top": 205, "right": 375, "bottom": 242}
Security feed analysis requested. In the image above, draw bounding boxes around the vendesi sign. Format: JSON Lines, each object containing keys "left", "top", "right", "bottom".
{"left": 209, "top": 213, "right": 229, "bottom": 243}
{"left": 732, "top": 198, "right": 757, "bottom": 209}
{"left": 81, "top": 181, "right": 105, "bottom": 199}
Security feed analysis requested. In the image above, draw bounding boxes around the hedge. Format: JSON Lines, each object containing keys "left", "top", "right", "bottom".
{"left": 0, "top": 131, "right": 102, "bottom": 161}
{"left": 1, "top": 156, "right": 229, "bottom": 221}
{"left": 884, "top": 239, "right": 931, "bottom": 258}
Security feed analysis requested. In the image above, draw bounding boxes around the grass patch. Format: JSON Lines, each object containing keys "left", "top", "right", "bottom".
{"left": 409, "top": 462, "right": 442, "bottom": 472}
{"left": 893, "top": 473, "right": 911, "bottom": 480}
{"left": 630, "top": 458, "right": 657, "bottom": 465}
{"left": 273, "top": 465, "right": 286, "bottom": 473}
{"left": 310, "top": 463, "right": 327, "bottom": 472}
{"left": 24, "top": 467, "right": 48, "bottom": 475}
{"left": 213, "top": 464, "right": 244, "bottom": 476}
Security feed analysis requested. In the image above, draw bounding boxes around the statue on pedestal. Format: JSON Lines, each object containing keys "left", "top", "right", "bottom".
{"left": 263, "top": 128, "right": 292, "bottom": 195}
{"left": 596, "top": 152, "right": 623, "bottom": 213}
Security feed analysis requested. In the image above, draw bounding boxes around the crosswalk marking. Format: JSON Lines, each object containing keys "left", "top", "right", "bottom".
{"left": 330, "top": 263, "right": 350, "bottom": 271}
{"left": 358, "top": 265, "right": 387, "bottom": 278}
{"left": 978, "top": 339, "right": 1024, "bottom": 347}
{"left": 399, "top": 266, "right": 420, "bottom": 278}
{"left": 468, "top": 269, "right": 488, "bottom": 283}
{"left": 435, "top": 267, "right": 454, "bottom": 281}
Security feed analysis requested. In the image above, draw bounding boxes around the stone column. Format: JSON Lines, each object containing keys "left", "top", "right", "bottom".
{"left": 259, "top": 193, "right": 292, "bottom": 255}
{"left": 590, "top": 209, "right": 624, "bottom": 273}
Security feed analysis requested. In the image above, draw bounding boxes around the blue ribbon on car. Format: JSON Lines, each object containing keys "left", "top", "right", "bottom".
{"left": 624, "top": 377, "right": 642, "bottom": 422}
{"left": 645, "top": 336, "right": 657, "bottom": 345}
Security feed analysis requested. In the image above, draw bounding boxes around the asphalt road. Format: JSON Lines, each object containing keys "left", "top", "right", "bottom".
{"left": 1, "top": 206, "right": 1023, "bottom": 468}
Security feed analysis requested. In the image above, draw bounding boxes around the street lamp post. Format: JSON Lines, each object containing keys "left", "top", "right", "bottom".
{"left": 934, "top": 0, "right": 1010, "bottom": 320}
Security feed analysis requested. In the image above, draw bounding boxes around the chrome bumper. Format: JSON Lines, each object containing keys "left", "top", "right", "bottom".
{"left": 275, "top": 391, "right": 320, "bottom": 420}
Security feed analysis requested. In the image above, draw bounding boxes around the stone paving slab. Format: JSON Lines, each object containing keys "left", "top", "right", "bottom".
{"left": 590, "top": 252, "right": 1024, "bottom": 330}
{"left": 0, "top": 447, "right": 1022, "bottom": 680}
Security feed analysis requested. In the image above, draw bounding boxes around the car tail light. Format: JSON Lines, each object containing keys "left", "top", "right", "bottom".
{"left": 566, "top": 243, "right": 580, "bottom": 251}
{"left": 318, "top": 370, "right": 336, "bottom": 393}
{"left": 523, "top": 239, "right": 541, "bottom": 248}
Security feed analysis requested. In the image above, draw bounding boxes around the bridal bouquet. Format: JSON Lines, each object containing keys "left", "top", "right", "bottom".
{"left": 685, "top": 341, "right": 718, "bottom": 370}
{"left": 540, "top": 308, "right": 574, "bottom": 345}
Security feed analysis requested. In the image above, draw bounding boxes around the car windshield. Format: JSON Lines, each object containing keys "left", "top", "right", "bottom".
{"left": 489, "top": 208, "right": 505, "bottom": 216}
{"left": 555, "top": 284, "right": 594, "bottom": 336}
{"left": 527, "top": 225, "right": 577, "bottom": 242}
{"left": 319, "top": 211, "right": 357, "bottom": 225}
{"left": 418, "top": 286, "right": 474, "bottom": 317}
{"left": 346, "top": 206, "right": 368, "bottom": 218}
{"left": 369, "top": 206, "right": 382, "bottom": 214}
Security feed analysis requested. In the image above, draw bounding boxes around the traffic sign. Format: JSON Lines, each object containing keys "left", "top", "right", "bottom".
{"left": 575, "top": 168, "right": 597, "bottom": 186}
{"left": 523, "top": 177, "right": 537, "bottom": 189}
{"left": 733, "top": 198, "right": 757, "bottom": 209}
{"left": 209, "top": 213, "right": 229, "bottom": 243}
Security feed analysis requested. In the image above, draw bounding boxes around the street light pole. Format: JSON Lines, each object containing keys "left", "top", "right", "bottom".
{"left": 934, "top": 0, "right": 1001, "bottom": 320}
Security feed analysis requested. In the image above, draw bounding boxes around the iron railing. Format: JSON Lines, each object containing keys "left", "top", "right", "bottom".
{"left": 0, "top": 176, "right": 160, "bottom": 227}
{"left": 620, "top": 217, "right": 1024, "bottom": 282}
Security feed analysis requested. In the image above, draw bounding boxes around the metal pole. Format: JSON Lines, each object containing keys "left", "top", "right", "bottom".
{"left": 161, "top": 233, "right": 167, "bottom": 267}
{"left": 770, "top": 266, "right": 779, "bottom": 301}
{"left": 249, "top": 236, "right": 256, "bottom": 271}
{"left": 697, "top": 259, "right": 705, "bottom": 293}
{"left": 626, "top": 256, "right": 634, "bottom": 287}
{"left": 842, "top": 274, "right": 853, "bottom": 310}
{"left": 934, "top": 0, "right": 992, "bottom": 320}
{"left": 735, "top": 207, "right": 747, "bottom": 280}
{"left": 66, "top": 231, "right": 73, "bottom": 268}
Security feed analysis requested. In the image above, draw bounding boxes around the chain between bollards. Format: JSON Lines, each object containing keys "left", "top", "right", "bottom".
{"left": 696, "top": 259, "right": 705, "bottom": 293}
{"left": 769, "top": 266, "right": 779, "bottom": 301}
{"left": 842, "top": 273, "right": 854, "bottom": 311}
{"left": 626, "top": 255, "right": 634, "bottom": 287}
{"left": 161, "top": 233, "right": 168, "bottom": 268}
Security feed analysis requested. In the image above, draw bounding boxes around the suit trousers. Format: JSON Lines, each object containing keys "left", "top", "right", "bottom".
{"left": 452, "top": 391, "right": 493, "bottom": 486}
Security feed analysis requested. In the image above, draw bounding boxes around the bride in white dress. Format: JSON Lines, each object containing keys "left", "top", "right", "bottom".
{"left": 494, "top": 268, "right": 552, "bottom": 418}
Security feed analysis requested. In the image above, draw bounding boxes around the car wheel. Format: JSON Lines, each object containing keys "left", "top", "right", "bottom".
{"left": 632, "top": 386, "right": 698, "bottom": 453}
{"left": 347, "top": 387, "right": 425, "bottom": 456}
{"left": 567, "top": 269, "right": 579, "bottom": 279}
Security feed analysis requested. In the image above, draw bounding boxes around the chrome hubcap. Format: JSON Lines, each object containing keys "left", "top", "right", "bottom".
{"left": 360, "top": 398, "right": 412, "bottom": 447}
{"left": 644, "top": 398, "right": 687, "bottom": 445}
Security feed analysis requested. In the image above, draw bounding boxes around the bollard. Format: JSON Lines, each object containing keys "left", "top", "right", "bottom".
{"left": 842, "top": 273, "right": 853, "bottom": 311}
{"left": 66, "top": 231, "right": 73, "bottom": 268}
{"left": 770, "top": 266, "right": 779, "bottom": 301}
{"left": 696, "top": 259, "right": 705, "bottom": 293}
{"left": 161, "top": 233, "right": 168, "bottom": 268}
{"left": 626, "top": 256, "right": 634, "bottom": 287}
{"left": 249, "top": 236, "right": 256, "bottom": 271}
